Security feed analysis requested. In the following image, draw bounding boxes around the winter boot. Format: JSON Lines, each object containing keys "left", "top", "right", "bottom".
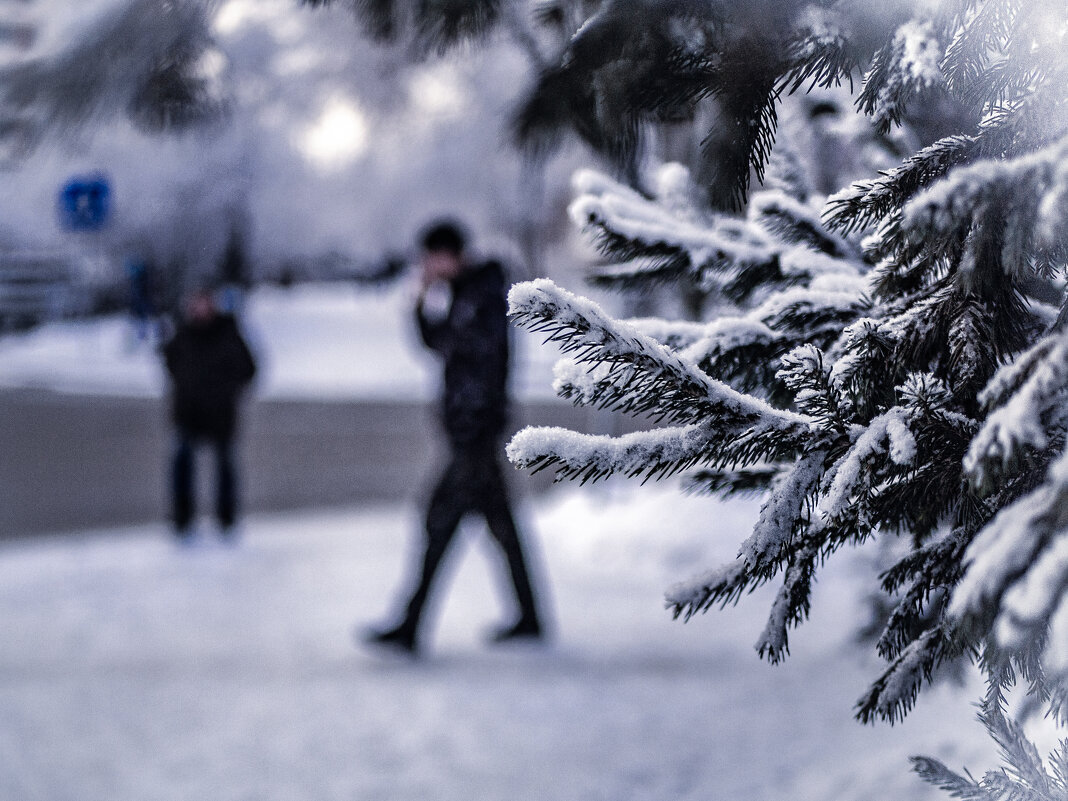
{"left": 487, "top": 617, "right": 543, "bottom": 644}
{"left": 361, "top": 622, "right": 418, "bottom": 656}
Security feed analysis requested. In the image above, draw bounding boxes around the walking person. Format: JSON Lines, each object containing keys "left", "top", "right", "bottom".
{"left": 365, "top": 220, "right": 544, "bottom": 654}
{"left": 163, "top": 287, "right": 257, "bottom": 542}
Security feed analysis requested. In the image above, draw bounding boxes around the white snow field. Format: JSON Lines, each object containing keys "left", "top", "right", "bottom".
{"left": 0, "top": 485, "right": 1000, "bottom": 801}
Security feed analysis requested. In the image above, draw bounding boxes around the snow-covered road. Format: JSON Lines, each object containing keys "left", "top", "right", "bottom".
{"left": 0, "top": 488, "right": 993, "bottom": 801}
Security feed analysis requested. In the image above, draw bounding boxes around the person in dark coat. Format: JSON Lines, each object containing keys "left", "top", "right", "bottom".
{"left": 365, "top": 220, "right": 544, "bottom": 654}
{"left": 163, "top": 288, "right": 257, "bottom": 540}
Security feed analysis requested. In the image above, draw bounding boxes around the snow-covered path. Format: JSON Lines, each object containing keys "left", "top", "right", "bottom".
{"left": 0, "top": 488, "right": 992, "bottom": 801}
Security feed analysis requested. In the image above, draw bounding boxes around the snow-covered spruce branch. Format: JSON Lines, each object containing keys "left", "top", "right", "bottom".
{"left": 900, "top": 136, "right": 1068, "bottom": 258}
{"left": 627, "top": 318, "right": 710, "bottom": 350}
{"left": 677, "top": 316, "right": 786, "bottom": 395}
{"left": 965, "top": 329, "right": 1068, "bottom": 487}
{"left": 666, "top": 449, "right": 826, "bottom": 618}
{"left": 666, "top": 405, "right": 921, "bottom": 636}
{"left": 506, "top": 424, "right": 714, "bottom": 484}
{"left": 665, "top": 389, "right": 939, "bottom": 664}
{"left": 855, "top": 626, "right": 955, "bottom": 724}
{"left": 876, "top": 530, "right": 970, "bottom": 660}
{"left": 817, "top": 407, "right": 917, "bottom": 520}
{"left": 752, "top": 278, "right": 870, "bottom": 337}
{"left": 678, "top": 317, "right": 780, "bottom": 364}
{"left": 857, "top": 19, "right": 946, "bottom": 134}
{"left": 996, "top": 522, "right": 1068, "bottom": 658}
{"left": 554, "top": 274, "right": 867, "bottom": 409}
{"left": 755, "top": 542, "right": 819, "bottom": 663}
{"left": 824, "top": 135, "right": 978, "bottom": 235}
{"left": 571, "top": 166, "right": 867, "bottom": 296}
{"left": 750, "top": 189, "right": 859, "bottom": 261}
{"left": 939, "top": 0, "right": 1019, "bottom": 95}
{"left": 570, "top": 165, "right": 774, "bottom": 272}
{"left": 664, "top": 280, "right": 869, "bottom": 399}
{"left": 779, "top": 4, "right": 855, "bottom": 94}
{"left": 508, "top": 279, "right": 811, "bottom": 430}
{"left": 949, "top": 449, "right": 1068, "bottom": 675}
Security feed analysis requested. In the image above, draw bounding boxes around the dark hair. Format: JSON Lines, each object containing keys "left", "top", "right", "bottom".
{"left": 420, "top": 219, "right": 467, "bottom": 255}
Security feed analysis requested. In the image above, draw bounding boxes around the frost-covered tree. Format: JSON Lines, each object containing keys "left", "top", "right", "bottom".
{"left": 402, "top": 0, "right": 1068, "bottom": 734}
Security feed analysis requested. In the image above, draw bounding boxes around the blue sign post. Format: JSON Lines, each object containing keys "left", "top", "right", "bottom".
{"left": 58, "top": 175, "right": 111, "bottom": 231}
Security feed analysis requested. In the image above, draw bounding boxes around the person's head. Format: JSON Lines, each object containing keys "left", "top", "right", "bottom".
{"left": 419, "top": 219, "right": 467, "bottom": 283}
{"left": 184, "top": 288, "right": 218, "bottom": 325}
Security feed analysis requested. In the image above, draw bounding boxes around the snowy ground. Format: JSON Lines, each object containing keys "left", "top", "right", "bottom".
{"left": 0, "top": 485, "right": 1000, "bottom": 801}
{"left": 0, "top": 281, "right": 1026, "bottom": 798}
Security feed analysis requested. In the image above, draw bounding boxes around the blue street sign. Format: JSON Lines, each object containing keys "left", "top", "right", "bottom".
{"left": 59, "top": 175, "right": 111, "bottom": 231}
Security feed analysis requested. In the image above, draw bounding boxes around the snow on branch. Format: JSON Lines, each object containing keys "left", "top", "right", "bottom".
{"left": 754, "top": 278, "right": 870, "bottom": 336}
{"left": 949, "top": 449, "right": 1068, "bottom": 632}
{"left": 856, "top": 626, "right": 949, "bottom": 724}
{"left": 817, "top": 407, "right": 916, "bottom": 520}
{"left": 569, "top": 166, "right": 775, "bottom": 268}
{"left": 950, "top": 447, "right": 1068, "bottom": 682}
{"left": 628, "top": 317, "right": 710, "bottom": 350}
{"left": 666, "top": 449, "right": 826, "bottom": 619}
{"left": 506, "top": 423, "right": 715, "bottom": 484}
{"left": 858, "top": 19, "right": 945, "bottom": 133}
{"left": 964, "top": 330, "right": 1068, "bottom": 486}
{"left": 508, "top": 278, "right": 811, "bottom": 431}
{"left": 996, "top": 528, "right": 1068, "bottom": 654}
{"left": 573, "top": 165, "right": 870, "bottom": 302}
{"left": 900, "top": 136, "right": 1068, "bottom": 252}
{"left": 755, "top": 543, "right": 818, "bottom": 662}
{"left": 825, "top": 135, "right": 978, "bottom": 235}
{"left": 780, "top": 4, "right": 855, "bottom": 93}
{"left": 748, "top": 190, "right": 858, "bottom": 260}
{"left": 679, "top": 317, "right": 780, "bottom": 367}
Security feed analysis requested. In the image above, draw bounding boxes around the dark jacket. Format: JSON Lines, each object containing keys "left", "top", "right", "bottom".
{"left": 417, "top": 260, "right": 510, "bottom": 447}
{"left": 163, "top": 314, "right": 257, "bottom": 439}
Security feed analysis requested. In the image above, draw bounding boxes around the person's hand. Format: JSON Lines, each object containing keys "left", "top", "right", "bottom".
{"left": 419, "top": 279, "right": 452, "bottom": 321}
{"left": 417, "top": 266, "right": 437, "bottom": 307}
{"left": 419, "top": 264, "right": 435, "bottom": 293}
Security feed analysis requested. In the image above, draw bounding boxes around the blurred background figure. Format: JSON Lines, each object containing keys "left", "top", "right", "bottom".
{"left": 162, "top": 286, "right": 257, "bottom": 543}
{"left": 124, "top": 253, "right": 156, "bottom": 343}
{"left": 364, "top": 219, "right": 544, "bottom": 655}
{"left": 215, "top": 226, "right": 251, "bottom": 315}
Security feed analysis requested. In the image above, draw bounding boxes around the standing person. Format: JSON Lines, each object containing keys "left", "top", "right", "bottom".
{"left": 163, "top": 287, "right": 257, "bottom": 541}
{"left": 126, "top": 255, "right": 156, "bottom": 342}
{"left": 365, "top": 220, "right": 544, "bottom": 654}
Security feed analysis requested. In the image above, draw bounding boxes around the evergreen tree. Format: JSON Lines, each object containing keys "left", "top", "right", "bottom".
{"left": 502, "top": 0, "right": 1068, "bottom": 730}
{"left": 359, "top": 0, "right": 1068, "bottom": 733}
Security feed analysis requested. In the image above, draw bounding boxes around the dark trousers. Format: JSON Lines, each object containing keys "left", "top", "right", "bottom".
{"left": 171, "top": 428, "right": 237, "bottom": 531}
{"left": 399, "top": 441, "right": 540, "bottom": 637}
